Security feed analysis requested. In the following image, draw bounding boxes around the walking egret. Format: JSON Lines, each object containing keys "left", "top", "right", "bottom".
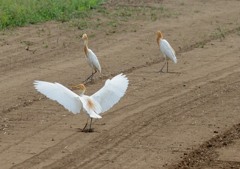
{"left": 156, "top": 31, "right": 177, "bottom": 72}
{"left": 82, "top": 33, "right": 101, "bottom": 83}
{"left": 34, "top": 73, "right": 128, "bottom": 132}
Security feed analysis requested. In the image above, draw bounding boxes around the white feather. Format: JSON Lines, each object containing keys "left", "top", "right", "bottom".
{"left": 80, "top": 95, "right": 102, "bottom": 119}
{"left": 87, "top": 49, "right": 101, "bottom": 73}
{"left": 34, "top": 81, "right": 82, "bottom": 114}
{"left": 160, "top": 39, "right": 177, "bottom": 63}
{"left": 91, "top": 73, "right": 129, "bottom": 114}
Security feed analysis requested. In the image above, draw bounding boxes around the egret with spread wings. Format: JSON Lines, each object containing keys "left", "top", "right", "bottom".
{"left": 34, "top": 73, "right": 128, "bottom": 132}
{"left": 156, "top": 31, "right": 177, "bottom": 73}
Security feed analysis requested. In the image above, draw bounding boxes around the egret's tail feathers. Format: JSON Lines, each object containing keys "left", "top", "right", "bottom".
{"left": 173, "top": 56, "right": 177, "bottom": 64}
{"left": 90, "top": 111, "right": 102, "bottom": 119}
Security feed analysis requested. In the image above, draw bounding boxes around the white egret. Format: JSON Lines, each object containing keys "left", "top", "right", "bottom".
{"left": 82, "top": 33, "right": 101, "bottom": 83}
{"left": 156, "top": 31, "right": 177, "bottom": 72}
{"left": 34, "top": 73, "right": 128, "bottom": 132}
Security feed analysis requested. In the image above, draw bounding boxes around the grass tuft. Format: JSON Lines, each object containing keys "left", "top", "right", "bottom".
{"left": 212, "top": 26, "right": 226, "bottom": 41}
{"left": 0, "top": 0, "right": 104, "bottom": 30}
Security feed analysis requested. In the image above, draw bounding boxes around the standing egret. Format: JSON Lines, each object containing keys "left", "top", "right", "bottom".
{"left": 34, "top": 73, "right": 128, "bottom": 132}
{"left": 82, "top": 33, "right": 101, "bottom": 83}
{"left": 156, "top": 31, "right": 177, "bottom": 73}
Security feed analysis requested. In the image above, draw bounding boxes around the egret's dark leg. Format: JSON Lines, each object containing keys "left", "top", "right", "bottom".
{"left": 82, "top": 118, "right": 88, "bottom": 132}
{"left": 83, "top": 70, "right": 97, "bottom": 83}
{"left": 89, "top": 118, "right": 93, "bottom": 132}
{"left": 167, "top": 60, "right": 169, "bottom": 73}
{"left": 90, "top": 71, "right": 97, "bottom": 81}
{"left": 159, "top": 58, "right": 167, "bottom": 72}
{"left": 83, "top": 73, "right": 94, "bottom": 83}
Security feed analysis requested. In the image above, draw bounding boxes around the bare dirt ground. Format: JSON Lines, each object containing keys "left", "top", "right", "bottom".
{"left": 1, "top": 0, "right": 240, "bottom": 168}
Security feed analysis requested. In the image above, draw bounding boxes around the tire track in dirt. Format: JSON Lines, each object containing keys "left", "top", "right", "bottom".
{"left": 169, "top": 123, "right": 240, "bottom": 169}
{"left": 0, "top": 114, "right": 67, "bottom": 154}
{"left": 0, "top": 34, "right": 76, "bottom": 73}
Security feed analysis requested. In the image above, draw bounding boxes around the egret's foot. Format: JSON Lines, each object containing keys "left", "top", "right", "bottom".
{"left": 81, "top": 128, "right": 88, "bottom": 132}
{"left": 88, "top": 128, "right": 94, "bottom": 132}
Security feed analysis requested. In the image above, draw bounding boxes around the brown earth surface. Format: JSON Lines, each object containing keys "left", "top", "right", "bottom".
{"left": 1, "top": 0, "right": 240, "bottom": 168}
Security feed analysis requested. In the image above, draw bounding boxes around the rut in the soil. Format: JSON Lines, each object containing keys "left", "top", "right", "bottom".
{"left": 169, "top": 123, "right": 240, "bottom": 169}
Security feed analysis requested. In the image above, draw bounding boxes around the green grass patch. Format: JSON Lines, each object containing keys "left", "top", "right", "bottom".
{"left": 211, "top": 26, "right": 226, "bottom": 41}
{"left": 0, "top": 0, "right": 104, "bottom": 29}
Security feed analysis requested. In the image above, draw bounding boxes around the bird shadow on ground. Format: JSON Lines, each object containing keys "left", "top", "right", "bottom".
{"left": 75, "top": 128, "right": 95, "bottom": 133}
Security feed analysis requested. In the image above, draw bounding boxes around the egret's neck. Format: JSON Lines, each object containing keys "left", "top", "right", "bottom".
{"left": 157, "top": 32, "right": 163, "bottom": 46}
{"left": 83, "top": 40, "right": 88, "bottom": 56}
{"left": 157, "top": 36, "right": 161, "bottom": 46}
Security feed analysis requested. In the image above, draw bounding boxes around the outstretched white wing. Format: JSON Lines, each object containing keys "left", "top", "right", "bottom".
{"left": 91, "top": 73, "right": 129, "bottom": 114}
{"left": 160, "top": 39, "right": 177, "bottom": 63}
{"left": 34, "top": 81, "right": 82, "bottom": 114}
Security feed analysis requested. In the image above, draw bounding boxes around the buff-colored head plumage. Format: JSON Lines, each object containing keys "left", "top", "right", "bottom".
{"left": 82, "top": 33, "right": 88, "bottom": 41}
{"left": 71, "top": 84, "right": 86, "bottom": 94}
{"left": 156, "top": 31, "right": 163, "bottom": 45}
{"left": 82, "top": 33, "right": 89, "bottom": 55}
{"left": 156, "top": 31, "right": 163, "bottom": 39}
